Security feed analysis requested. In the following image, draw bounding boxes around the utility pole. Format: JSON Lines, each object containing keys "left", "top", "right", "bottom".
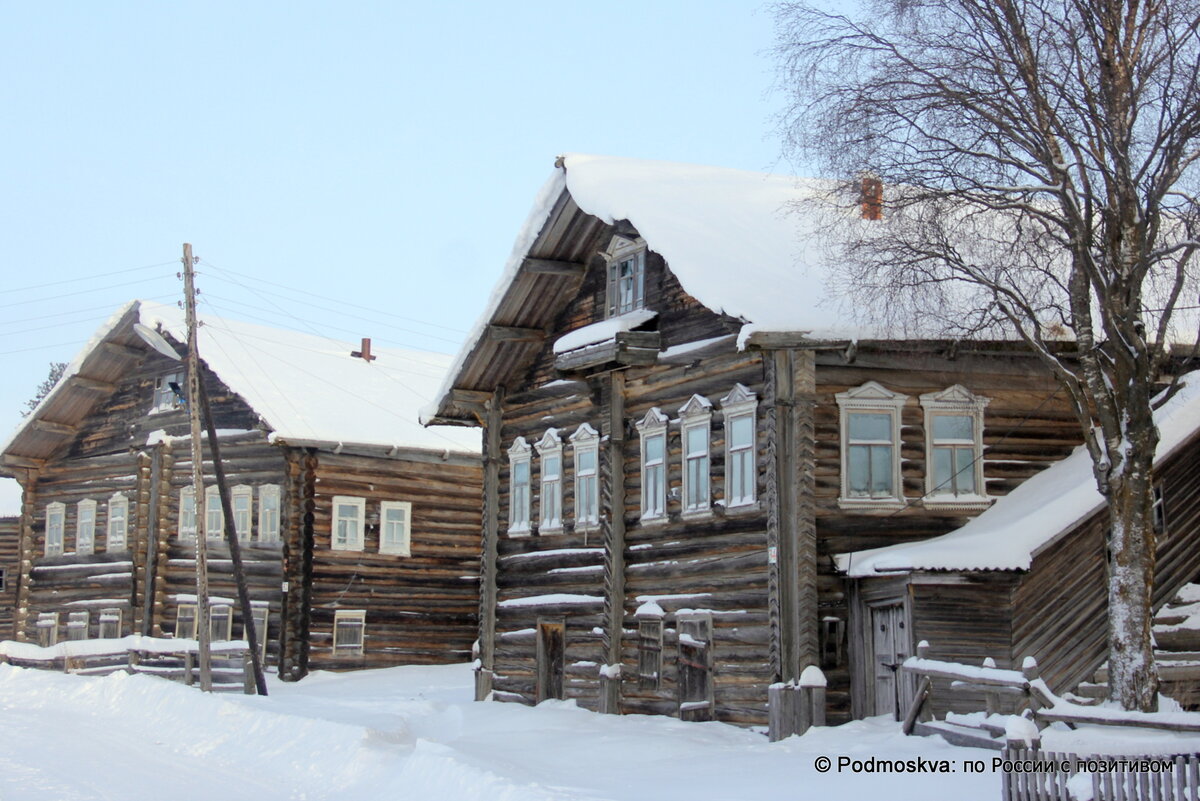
{"left": 182, "top": 242, "right": 213, "bottom": 692}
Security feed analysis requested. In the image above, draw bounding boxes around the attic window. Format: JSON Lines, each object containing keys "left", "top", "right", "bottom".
{"left": 606, "top": 236, "right": 646, "bottom": 317}
{"left": 152, "top": 371, "right": 185, "bottom": 413}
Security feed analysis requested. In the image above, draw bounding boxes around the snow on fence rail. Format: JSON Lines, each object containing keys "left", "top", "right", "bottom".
{"left": 0, "top": 636, "right": 257, "bottom": 693}
{"left": 1000, "top": 747, "right": 1200, "bottom": 801}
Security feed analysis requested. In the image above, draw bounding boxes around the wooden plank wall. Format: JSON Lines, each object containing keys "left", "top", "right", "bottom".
{"left": 0, "top": 517, "right": 16, "bottom": 639}
{"left": 305, "top": 451, "right": 482, "bottom": 671}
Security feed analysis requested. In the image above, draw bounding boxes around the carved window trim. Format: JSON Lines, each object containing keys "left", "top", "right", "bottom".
{"left": 720, "top": 384, "right": 759, "bottom": 509}
{"left": 204, "top": 485, "right": 223, "bottom": 541}
{"left": 178, "top": 486, "right": 197, "bottom": 542}
{"left": 45, "top": 502, "right": 65, "bottom": 557}
{"left": 231, "top": 485, "right": 253, "bottom": 542}
{"left": 605, "top": 235, "right": 647, "bottom": 317}
{"left": 333, "top": 610, "right": 366, "bottom": 657}
{"left": 920, "top": 385, "right": 991, "bottom": 510}
{"left": 258, "top": 484, "right": 281, "bottom": 544}
{"left": 570, "top": 424, "right": 600, "bottom": 530}
{"left": 76, "top": 499, "right": 97, "bottom": 556}
{"left": 107, "top": 493, "right": 129, "bottom": 551}
{"left": 637, "top": 408, "right": 670, "bottom": 524}
{"left": 508, "top": 437, "right": 532, "bottom": 535}
{"left": 679, "top": 395, "right": 713, "bottom": 519}
{"left": 836, "top": 382, "right": 908, "bottom": 510}
{"left": 535, "top": 429, "right": 564, "bottom": 533}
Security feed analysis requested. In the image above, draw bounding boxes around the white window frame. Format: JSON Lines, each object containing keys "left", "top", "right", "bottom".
{"left": 204, "top": 485, "right": 223, "bottom": 540}
{"left": 175, "top": 603, "right": 198, "bottom": 639}
{"left": 570, "top": 423, "right": 600, "bottom": 530}
{"left": 333, "top": 610, "right": 366, "bottom": 657}
{"left": 508, "top": 437, "right": 532, "bottom": 535}
{"left": 231, "top": 484, "right": 253, "bottom": 542}
{"left": 151, "top": 370, "right": 185, "bottom": 413}
{"left": 36, "top": 612, "right": 59, "bottom": 647}
{"left": 836, "top": 382, "right": 908, "bottom": 510}
{"left": 920, "top": 385, "right": 990, "bottom": 510}
{"left": 1152, "top": 482, "right": 1167, "bottom": 540}
{"left": 331, "top": 495, "right": 365, "bottom": 551}
{"left": 45, "top": 502, "right": 65, "bottom": 557}
{"left": 637, "top": 407, "right": 670, "bottom": 523}
{"left": 66, "top": 610, "right": 89, "bottom": 641}
{"left": 379, "top": 500, "right": 413, "bottom": 556}
{"left": 107, "top": 492, "right": 129, "bottom": 551}
{"left": 98, "top": 607, "right": 122, "bottom": 639}
{"left": 258, "top": 484, "right": 281, "bottom": 544}
{"left": 76, "top": 499, "right": 97, "bottom": 556}
{"left": 678, "top": 395, "right": 713, "bottom": 518}
{"left": 179, "top": 486, "right": 197, "bottom": 542}
{"left": 720, "top": 384, "right": 759, "bottom": 509}
{"left": 535, "top": 429, "right": 564, "bottom": 533}
{"left": 605, "top": 235, "right": 647, "bottom": 317}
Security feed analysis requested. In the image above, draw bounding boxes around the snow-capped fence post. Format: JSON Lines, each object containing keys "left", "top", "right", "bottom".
{"left": 767, "top": 681, "right": 799, "bottom": 741}
{"left": 799, "top": 665, "right": 826, "bottom": 728}
{"left": 184, "top": 651, "right": 195, "bottom": 686}
{"left": 242, "top": 651, "right": 255, "bottom": 694}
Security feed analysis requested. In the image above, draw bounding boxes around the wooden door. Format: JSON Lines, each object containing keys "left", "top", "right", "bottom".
{"left": 678, "top": 615, "right": 713, "bottom": 721}
{"left": 870, "top": 603, "right": 908, "bottom": 719}
{"left": 536, "top": 619, "right": 565, "bottom": 702}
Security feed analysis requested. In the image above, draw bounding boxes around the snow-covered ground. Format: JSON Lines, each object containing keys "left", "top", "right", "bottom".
{"left": 0, "top": 662, "right": 999, "bottom": 801}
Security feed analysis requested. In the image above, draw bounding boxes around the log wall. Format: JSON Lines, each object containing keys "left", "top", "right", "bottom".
{"left": 0, "top": 517, "right": 16, "bottom": 639}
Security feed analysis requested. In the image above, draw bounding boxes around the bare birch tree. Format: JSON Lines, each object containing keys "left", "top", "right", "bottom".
{"left": 775, "top": 0, "right": 1200, "bottom": 711}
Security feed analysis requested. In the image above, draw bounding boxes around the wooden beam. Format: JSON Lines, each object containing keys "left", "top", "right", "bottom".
{"left": 486, "top": 325, "right": 546, "bottom": 344}
{"left": 522, "top": 258, "right": 586, "bottom": 278}
{"left": 102, "top": 341, "right": 144, "bottom": 359}
{"left": 68, "top": 375, "right": 117, "bottom": 392}
{"left": 31, "top": 419, "right": 77, "bottom": 437}
{"left": 0, "top": 455, "right": 46, "bottom": 469}
{"left": 449, "top": 388, "right": 492, "bottom": 406}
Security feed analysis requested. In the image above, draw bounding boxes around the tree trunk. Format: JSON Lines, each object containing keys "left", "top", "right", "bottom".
{"left": 1105, "top": 428, "right": 1160, "bottom": 712}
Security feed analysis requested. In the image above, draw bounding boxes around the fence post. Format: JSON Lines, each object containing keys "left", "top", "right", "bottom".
{"left": 184, "top": 651, "right": 195, "bottom": 686}
{"left": 243, "top": 651, "right": 254, "bottom": 695}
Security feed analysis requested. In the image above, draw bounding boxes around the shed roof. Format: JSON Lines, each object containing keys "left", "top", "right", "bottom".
{"left": 838, "top": 375, "right": 1200, "bottom": 576}
{"left": 1, "top": 300, "right": 478, "bottom": 468}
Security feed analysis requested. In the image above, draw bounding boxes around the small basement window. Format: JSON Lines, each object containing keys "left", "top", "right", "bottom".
{"left": 98, "top": 608, "right": 122, "bottom": 639}
{"left": 66, "top": 611, "right": 89, "bottom": 641}
{"left": 36, "top": 612, "right": 59, "bottom": 647}
{"left": 209, "top": 604, "right": 233, "bottom": 642}
{"left": 333, "top": 610, "right": 366, "bottom": 657}
{"left": 175, "top": 603, "right": 198, "bottom": 639}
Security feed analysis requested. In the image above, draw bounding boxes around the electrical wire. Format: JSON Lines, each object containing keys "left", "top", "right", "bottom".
{"left": 0, "top": 261, "right": 176, "bottom": 295}
{"left": 0, "top": 276, "right": 174, "bottom": 311}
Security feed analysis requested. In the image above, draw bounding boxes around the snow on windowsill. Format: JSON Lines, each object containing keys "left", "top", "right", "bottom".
{"left": 552, "top": 309, "right": 658, "bottom": 355}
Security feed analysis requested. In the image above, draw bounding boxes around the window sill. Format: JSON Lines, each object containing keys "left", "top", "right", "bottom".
{"left": 638, "top": 514, "right": 669, "bottom": 529}
{"left": 922, "top": 495, "right": 992, "bottom": 512}
{"left": 379, "top": 548, "right": 412, "bottom": 557}
{"left": 680, "top": 508, "right": 714, "bottom": 522}
{"left": 507, "top": 525, "right": 532, "bottom": 538}
{"left": 837, "top": 497, "right": 906, "bottom": 512}
{"left": 721, "top": 501, "right": 761, "bottom": 517}
{"left": 331, "top": 544, "right": 366, "bottom": 552}
{"left": 538, "top": 524, "right": 564, "bottom": 536}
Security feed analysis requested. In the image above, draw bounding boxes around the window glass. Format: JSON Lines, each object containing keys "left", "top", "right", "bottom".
{"left": 932, "top": 414, "right": 973, "bottom": 441}
{"left": 849, "top": 412, "right": 892, "bottom": 441}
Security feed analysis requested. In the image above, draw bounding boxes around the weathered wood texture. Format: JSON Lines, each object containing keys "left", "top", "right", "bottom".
{"left": 0, "top": 517, "right": 20, "bottom": 639}
{"left": 304, "top": 451, "right": 482, "bottom": 671}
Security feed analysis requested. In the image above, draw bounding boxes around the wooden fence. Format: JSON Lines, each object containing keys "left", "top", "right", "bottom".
{"left": 0, "top": 636, "right": 257, "bottom": 693}
{"left": 1001, "top": 747, "right": 1200, "bottom": 801}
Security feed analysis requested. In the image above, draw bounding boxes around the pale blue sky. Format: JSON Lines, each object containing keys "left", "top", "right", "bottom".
{"left": 0, "top": 2, "right": 798, "bottom": 512}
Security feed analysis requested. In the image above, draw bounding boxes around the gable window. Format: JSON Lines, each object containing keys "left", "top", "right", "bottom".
{"left": 570, "top": 424, "right": 600, "bottom": 529}
{"left": 204, "top": 486, "right": 224, "bottom": 540}
{"left": 508, "top": 437, "right": 532, "bottom": 535}
{"left": 380, "top": 501, "right": 412, "bottom": 556}
{"left": 720, "top": 384, "right": 759, "bottom": 508}
{"left": 179, "top": 487, "right": 197, "bottom": 542}
{"left": 258, "top": 485, "right": 281, "bottom": 544}
{"left": 535, "top": 430, "right": 563, "bottom": 533}
{"left": 606, "top": 236, "right": 647, "bottom": 317}
{"left": 107, "top": 493, "right": 129, "bottom": 551}
{"left": 637, "top": 408, "right": 669, "bottom": 523}
{"left": 76, "top": 499, "right": 97, "bottom": 556}
{"left": 45, "top": 502, "right": 65, "bottom": 556}
{"left": 333, "top": 610, "right": 366, "bottom": 656}
{"left": 679, "top": 396, "right": 713, "bottom": 516}
{"left": 920, "top": 386, "right": 990, "bottom": 509}
{"left": 98, "top": 608, "right": 122, "bottom": 639}
{"left": 152, "top": 370, "right": 185, "bottom": 413}
{"left": 331, "top": 496, "right": 365, "bottom": 551}
{"left": 231, "top": 485, "right": 253, "bottom": 541}
{"left": 175, "top": 603, "right": 198, "bottom": 639}
{"left": 36, "top": 612, "right": 59, "bottom": 647}
{"left": 836, "top": 382, "right": 908, "bottom": 509}
{"left": 66, "top": 611, "right": 89, "bottom": 641}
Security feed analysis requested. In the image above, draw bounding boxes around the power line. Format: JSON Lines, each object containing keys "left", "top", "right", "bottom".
{"left": 0, "top": 293, "right": 179, "bottom": 329}
{"left": 0, "top": 275, "right": 174, "bottom": 311}
{"left": 0, "top": 261, "right": 176, "bottom": 296}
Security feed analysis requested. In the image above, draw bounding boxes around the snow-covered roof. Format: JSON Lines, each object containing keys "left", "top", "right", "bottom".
{"left": 839, "top": 376, "right": 1200, "bottom": 576}
{"left": 2, "top": 300, "right": 478, "bottom": 458}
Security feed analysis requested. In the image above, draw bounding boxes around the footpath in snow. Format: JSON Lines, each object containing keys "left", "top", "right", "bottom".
{"left": 0, "top": 662, "right": 998, "bottom": 801}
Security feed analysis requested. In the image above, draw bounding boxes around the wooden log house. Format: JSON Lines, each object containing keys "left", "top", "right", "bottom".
{"left": 0, "top": 300, "right": 481, "bottom": 678}
{"left": 0, "top": 517, "right": 17, "bottom": 639}
{"left": 426, "top": 154, "right": 1195, "bottom": 732}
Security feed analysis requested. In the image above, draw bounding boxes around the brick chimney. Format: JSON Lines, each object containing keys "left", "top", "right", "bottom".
{"left": 860, "top": 176, "right": 883, "bottom": 221}
{"left": 351, "top": 337, "right": 376, "bottom": 362}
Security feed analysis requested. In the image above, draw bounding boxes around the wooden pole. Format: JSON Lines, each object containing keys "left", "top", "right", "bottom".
{"left": 182, "top": 243, "right": 213, "bottom": 692}
{"left": 196, "top": 379, "right": 269, "bottom": 695}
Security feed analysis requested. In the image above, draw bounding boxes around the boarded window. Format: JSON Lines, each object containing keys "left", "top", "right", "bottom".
{"left": 98, "top": 608, "right": 122, "bottom": 639}
{"left": 66, "top": 611, "right": 89, "bottom": 641}
{"left": 677, "top": 614, "right": 713, "bottom": 721}
{"left": 536, "top": 619, "right": 566, "bottom": 702}
{"left": 36, "top": 612, "right": 58, "bottom": 647}
{"left": 638, "top": 619, "right": 663, "bottom": 690}
{"left": 333, "top": 610, "right": 365, "bottom": 656}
